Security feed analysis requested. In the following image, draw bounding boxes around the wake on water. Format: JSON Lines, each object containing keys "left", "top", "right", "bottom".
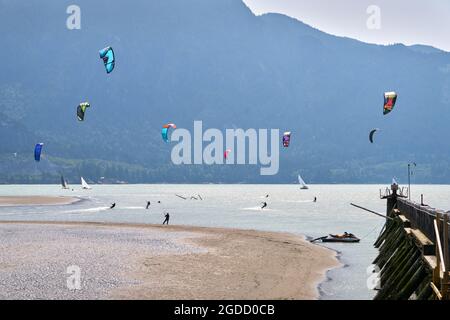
{"left": 63, "top": 206, "right": 152, "bottom": 214}
{"left": 241, "top": 206, "right": 276, "bottom": 212}
{"left": 62, "top": 206, "right": 111, "bottom": 214}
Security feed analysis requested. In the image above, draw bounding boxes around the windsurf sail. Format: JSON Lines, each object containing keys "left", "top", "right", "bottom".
{"left": 298, "top": 174, "right": 309, "bottom": 189}
{"left": 61, "top": 175, "right": 69, "bottom": 189}
{"left": 81, "top": 177, "right": 92, "bottom": 189}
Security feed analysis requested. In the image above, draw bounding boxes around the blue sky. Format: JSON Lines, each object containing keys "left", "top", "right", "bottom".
{"left": 243, "top": 0, "right": 450, "bottom": 51}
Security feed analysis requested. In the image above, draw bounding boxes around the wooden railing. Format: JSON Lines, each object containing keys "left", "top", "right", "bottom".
{"left": 395, "top": 198, "right": 449, "bottom": 299}
{"left": 431, "top": 212, "right": 449, "bottom": 300}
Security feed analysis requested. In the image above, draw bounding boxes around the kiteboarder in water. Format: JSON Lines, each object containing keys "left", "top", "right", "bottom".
{"left": 110, "top": 203, "right": 116, "bottom": 209}
{"left": 163, "top": 212, "right": 170, "bottom": 225}
{"left": 261, "top": 202, "right": 268, "bottom": 210}
{"left": 313, "top": 197, "right": 317, "bottom": 202}
{"left": 146, "top": 201, "right": 151, "bottom": 209}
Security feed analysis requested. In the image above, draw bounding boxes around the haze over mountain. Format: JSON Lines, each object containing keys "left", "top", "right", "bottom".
{"left": 1, "top": 0, "right": 450, "bottom": 184}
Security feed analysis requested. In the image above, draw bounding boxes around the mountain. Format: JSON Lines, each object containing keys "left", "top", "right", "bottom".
{"left": 407, "top": 45, "right": 447, "bottom": 55}
{"left": 1, "top": 0, "right": 450, "bottom": 184}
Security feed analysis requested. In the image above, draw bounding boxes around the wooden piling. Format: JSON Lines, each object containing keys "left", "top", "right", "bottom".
{"left": 442, "top": 214, "right": 449, "bottom": 299}
{"left": 373, "top": 186, "right": 450, "bottom": 300}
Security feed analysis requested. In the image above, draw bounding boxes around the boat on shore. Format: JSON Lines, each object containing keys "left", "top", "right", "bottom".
{"left": 311, "top": 233, "right": 360, "bottom": 243}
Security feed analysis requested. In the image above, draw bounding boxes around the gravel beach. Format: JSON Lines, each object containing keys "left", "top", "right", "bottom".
{"left": 0, "top": 221, "right": 339, "bottom": 300}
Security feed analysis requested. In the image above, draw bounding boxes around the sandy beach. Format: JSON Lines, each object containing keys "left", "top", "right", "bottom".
{"left": 0, "top": 221, "right": 339, "bottom": 300}
{"left": 0, "top": 196, "right": 80, "bottom": 207}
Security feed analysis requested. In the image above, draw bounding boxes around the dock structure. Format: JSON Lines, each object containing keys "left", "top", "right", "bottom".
{"left": 373, "top": 182, "right": 449, "bottom": 300}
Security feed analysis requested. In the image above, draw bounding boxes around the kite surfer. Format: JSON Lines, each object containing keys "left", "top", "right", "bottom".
{"left": 146, "top": 201, "right": 151, "bottom": 209}
{"left": 110, "top": 203, "right": 116, "bottom": 209}
{"left": 261, "top": 202, "right": 268, "bottom": 210}
{"left": 313, "top": 197, "right": 317, "bottom": 202}
{"left": 163, "top": 212, "right": 170, "bottom": 225}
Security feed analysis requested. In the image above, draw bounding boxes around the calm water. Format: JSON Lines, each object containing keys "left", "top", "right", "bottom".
{"left": 1, "top": 184, "right": 449, "bottom": 300}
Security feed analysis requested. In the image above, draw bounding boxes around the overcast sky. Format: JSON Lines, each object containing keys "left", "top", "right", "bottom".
{"left": 243, "top": 0, "right": 450, "bottom": 52}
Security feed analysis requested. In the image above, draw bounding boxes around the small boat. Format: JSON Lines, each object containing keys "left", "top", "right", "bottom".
{"left": 81, "top": 177, "right": 92, "bottom": 190}
{"left": 321, "top": 235, "right": 360, "bottom": 243}
{"left": 61, "top": 175, "right": 69, "bottom": 189}
{"left": 311, "top": 234, "right": 360, "bottom": 243}
{"left": 298, "top": 174, "right": 309, "bottom": 189}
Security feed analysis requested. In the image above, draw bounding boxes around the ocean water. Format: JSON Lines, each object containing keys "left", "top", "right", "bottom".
{"left": 1, "top": 184, "right": 449, "bottom": 300}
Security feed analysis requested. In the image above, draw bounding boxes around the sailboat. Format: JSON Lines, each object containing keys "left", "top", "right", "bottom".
{"left": 298, "top": 174, "right": 309, "bottom": 190}
{"left": 81, "top": 177, "right": 92, "bottom": 190}
{"left": 61, "top": 175, "right": 69, "bottom": 189}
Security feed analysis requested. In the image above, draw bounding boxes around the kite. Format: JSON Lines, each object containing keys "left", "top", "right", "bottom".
{"left": 383, "top": 92, "right": 397, "bottom": 115}
{"left": 369, "top": 128, "right": 380, "bottom": 143}
{"left": 99, "top": 46, "right": 115, "bottom": 74}
{"left": 162, "top": 123, "right": 177, "bottom": 142}
{"left": 224, "top": 149, "right": 231, "bottom": 159}
{"left": 282, "top": 131, "right": 291, "bottom": 148}
{"left": 34, "top": 143, "right": 44, "bottom": 162}
{"left": 77, "top": 102, "right": 90, "bottom": 121}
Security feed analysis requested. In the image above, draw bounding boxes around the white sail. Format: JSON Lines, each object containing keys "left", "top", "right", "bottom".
{"left": 298, "top": 174, "right": 309, "bottom": 189}
{"left": 81, "top": 177, "right": 92, "bottom": 189}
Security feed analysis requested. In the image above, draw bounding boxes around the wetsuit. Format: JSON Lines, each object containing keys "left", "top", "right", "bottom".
{"left": 163, "top": 213, "right": 170, "bottom": 225}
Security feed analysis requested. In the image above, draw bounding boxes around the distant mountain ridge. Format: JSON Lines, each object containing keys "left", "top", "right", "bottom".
{"left": 1, "top": 0, "right": 450, "bottom": 184}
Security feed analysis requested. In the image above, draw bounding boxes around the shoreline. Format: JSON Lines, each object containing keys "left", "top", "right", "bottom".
{"left": 0, "top": 221, "right": 339, "bottom": 300}
{"left": 317, "top": 249, "right": 344, "bottom": 300}
{"left": 0, "top": 196, "right": 82, "bottom": 207}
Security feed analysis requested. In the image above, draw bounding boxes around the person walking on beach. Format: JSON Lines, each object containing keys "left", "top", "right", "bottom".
{"left": 110, "top": 203, "right": 116, "bottom": 209}
{"left": 162, "top": 212, "right": 170, "bottom": 225}
{"left": 146, "top": 201, "right": 151, "bottom": 209}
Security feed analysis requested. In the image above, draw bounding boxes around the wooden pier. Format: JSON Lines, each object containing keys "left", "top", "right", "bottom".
{"left": 373, "top": 182, "right": 449, "bottom": 300}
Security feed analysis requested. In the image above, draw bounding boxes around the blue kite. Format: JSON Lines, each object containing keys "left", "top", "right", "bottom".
{"left": 99, "top": 46, "right": 115, "bottom": 74}
{"left": 34, "top": 143, "right": 44, "bottom": 162}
